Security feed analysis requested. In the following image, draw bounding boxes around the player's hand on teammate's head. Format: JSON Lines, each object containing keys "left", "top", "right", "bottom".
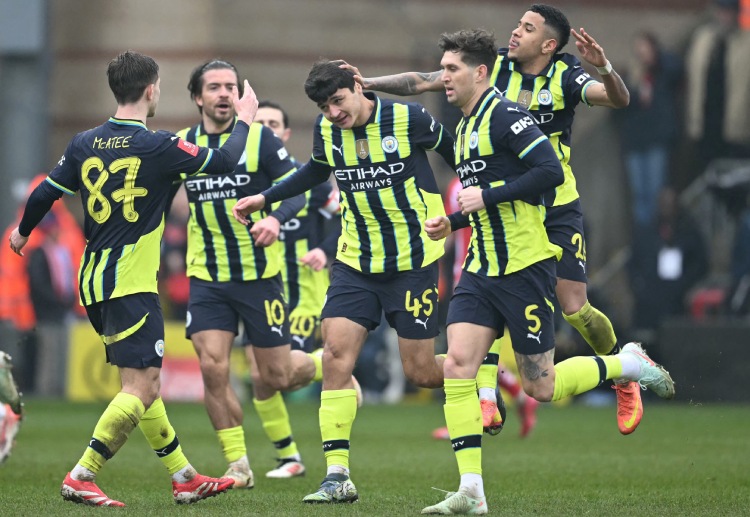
{"left": 424, "top": 216, "right": 451, "bottom": 241}
{"left": 233, "top": 79, "right": 259, "bottom": 125}
{"left": 232, "top": 194, "right": 265, "bottom": 225}
{"left": 338, "top": 61, "right": 368, "bottom": 89}
{"left": 457, "top": 186, "right": 486, "bottom": 215}
{"left": 249, "top": 215, "right": 280, "bottom": 247}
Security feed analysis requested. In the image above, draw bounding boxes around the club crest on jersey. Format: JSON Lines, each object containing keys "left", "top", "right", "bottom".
{"left": 517, "top": 89, "right": 533, "bottom": 108}
{"left": 381, "top": 136, "right": 398, "bottom": 153}
{"left": 537, "top": 89, "right": 552, "bottom": 106}
{"left": 155, "top": 339, "right": 165, "bottom": 357}
{"left": 469, "top": 131, "right": 479, "bottom": 150}
{"left": 356, "top": 139, "right": 370, "bottom": 159}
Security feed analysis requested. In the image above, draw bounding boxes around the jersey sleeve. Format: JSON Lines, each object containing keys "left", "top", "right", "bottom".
{"left": 410, "top": 104, "right": 454, "bottom": 166}
{"left": 493, "top": 104, "right": 549, "bottom": 160}
{"left": 564, "top": 57, "right": 599, "bottom": 107}
{"left": 158, "top": 120, "right": 250, "bottom": 178}
{"left": 482, "top": 104, "right": 563, "bottom": 206}
{"left": 258, "top": 125, "right": 298, "bottom": 184}
{"left": 46, "top": 138, "right": 81, "bottom": 195}
{"left": 310, "top": 118, "right": 331, "bottom": 169}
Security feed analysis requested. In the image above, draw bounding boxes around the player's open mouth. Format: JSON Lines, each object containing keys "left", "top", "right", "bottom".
{"left": 216, "top": 103, "right": 231, "bottom": 111}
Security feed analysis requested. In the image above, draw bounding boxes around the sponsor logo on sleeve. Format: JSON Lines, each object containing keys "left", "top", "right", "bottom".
{"left": 177, "top": 138, "right": 199, "bottom": 157}
{"left": 277, "top": 147, "right": 289, "bottom": 161}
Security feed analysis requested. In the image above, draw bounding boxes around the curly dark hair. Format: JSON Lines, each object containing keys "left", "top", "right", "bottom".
{"left": 530, "top": 4, "right": 571, "bottom": 53}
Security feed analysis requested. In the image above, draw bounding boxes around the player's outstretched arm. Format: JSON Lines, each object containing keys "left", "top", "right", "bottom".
{"left": 571, "top": 28, "right": 629, "bottom": 108}
{"left": 233, "top": 194, "right": 266, "bottom": 225}
{"left": 339, "top": 62, "right": 442, "bottom": 96}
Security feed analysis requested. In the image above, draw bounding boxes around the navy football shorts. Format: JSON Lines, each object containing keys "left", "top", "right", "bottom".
{"left": 321, "top": 260, "right": 439, "bottom": 340}
{"left": 85, "top": 292, "right": 165, "bottom": 368}
{"left": 545, "top": 199, "right": 588, "bottom": 283}
{"left": 446, "top": 259, "right": 557, "bottom": 355}
{"left": 187, "top": 275, "right": 289, "bottom": 348}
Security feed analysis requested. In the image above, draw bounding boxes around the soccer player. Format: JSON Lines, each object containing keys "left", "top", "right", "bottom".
{"left": 233, "top": 60, "right": 455, "bottom": 503}
{"left": 431, "top": 176, "right": 539, "bottom": 441}
{"left": 346, "top": 4, "right": 641, "bottom": 435}
{"left": 418, "top": 29, "right": 674, "bottom": 515}
{"left": 175, "top": 61, "right": 325, "bottom": 487}
{"left": 8, "top": 50, "right": 259, "bottom": 506}
{"left": 251, "top": 100, "right": 343, "bottom": 478}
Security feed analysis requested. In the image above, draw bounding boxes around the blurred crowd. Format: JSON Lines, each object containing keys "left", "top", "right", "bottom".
{"left": 1, "top": 0, "right": 750, "bottom": 400}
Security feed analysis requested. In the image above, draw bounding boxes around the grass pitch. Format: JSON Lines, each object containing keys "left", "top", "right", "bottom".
{"left": 1, "top": 398, "right": 748, "bottom": 516}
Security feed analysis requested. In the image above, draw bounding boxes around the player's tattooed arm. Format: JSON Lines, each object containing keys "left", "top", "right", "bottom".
{"left": 340, "top": 62, "right": 442, "bottom": 95}
{"left": 365, "top": 71, "right": 443, "bottom": 96}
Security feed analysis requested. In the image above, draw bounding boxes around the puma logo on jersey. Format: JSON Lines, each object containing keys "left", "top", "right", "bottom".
{"left": 578, "top": 260, "right": 586, "bottom": 272}
{"left": 415, "top": 317, "right": 429, "bottom": 329}
{"left": 506, "top": 106, "right": 520, "bottom": 113}
{"left": 331, "top": 144, "right": 344, "bottom": 156}
{"left": 292, "top": 335, "right": 306, "bottom": 348}
{"left": 271, "top": 325, "right": 283, "bottom": 336}
{"left": 527, "top": 331, "right": 542, "bottom": 344}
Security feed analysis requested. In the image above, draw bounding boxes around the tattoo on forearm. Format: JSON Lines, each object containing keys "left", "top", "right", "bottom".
{"left": 518, "top": 351, "right": 554, "bottom": 381}
{"left": 371, "top": 71, "right": 441, "bottom": 95}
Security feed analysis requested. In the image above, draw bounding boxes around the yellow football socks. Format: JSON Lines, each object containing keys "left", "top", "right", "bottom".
{"left": 253, "top": 392, "right": 299, "bottom": 459}
{"left": 444, "top": 378, "right": 482, "bottom": 476}
{"left": 562, "top": 301, "right": 617, "bottom": 355}
{"left": 319, "top": 389, "right": 357, "bottom": 470}
{"left": 552, "top": 356, "right": 623, "bottom": 401}
{"left": 79, "top": 391, "right": 145, "bottom": 473}
{"left": 476, "top": 339, "right": 501, "bottom": 393}
{"left": 216, "top": 425, "right": 247, "bottom": 464}
{"left": 139, "top": 397, "right": 189, "bottom": 474}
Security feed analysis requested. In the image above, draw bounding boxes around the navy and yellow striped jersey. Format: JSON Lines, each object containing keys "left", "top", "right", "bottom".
{"left": 177, "top": 120, "right": 297, "bottom": 282}
{"left": 279, "top": 179, "right": 339, "bottom": 316}
{"left": 307, "top": 92, "right": 453, "bottom": 274}
{"left": 455, "top": 89, "right": 562, "bottom": 276}
{"left": 491, "top": 49, "right": 598, "bottom": 207}
{"left": 46, "top": 117, "right": 248, "bottom": 306}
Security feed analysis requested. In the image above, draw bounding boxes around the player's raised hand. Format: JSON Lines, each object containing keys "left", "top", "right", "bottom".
{"left": 233, "top": 194, "right": 266, "bottom": 225}
{"left": 233, "top": 79, "right": 259, "bottom": 125}
{"left": 571, "top": 28, "right": 608, "bottom": 68}
{"left": 8, "top": 227, "right": 28, "bottom": 256}
{"left": 457, "top": 186, "right": 485, "bottom": 214}
{"left": 424, "top": 216, "right": 452, "bottom": 241}
{"left": 338, "top": 61, "right": 370, "bottom": 89}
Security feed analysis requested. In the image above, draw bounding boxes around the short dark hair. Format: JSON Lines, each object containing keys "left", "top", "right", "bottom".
{"left": 304, "top": 60, "right": 355, "bottom": 104}
{"left": 258, "top": 100, "right": 290, "bottom": 129}
{"left": 530, "top": 4, "right": 571, "bottom": 53}
{"left": 106, "top": 50, "right": 159, "bottom": 105}
{"left": 438, "top": 29, "right": 497, "bottom": 77}
{"left": 187, "top": 59, "right": 242, "bottom": 113}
